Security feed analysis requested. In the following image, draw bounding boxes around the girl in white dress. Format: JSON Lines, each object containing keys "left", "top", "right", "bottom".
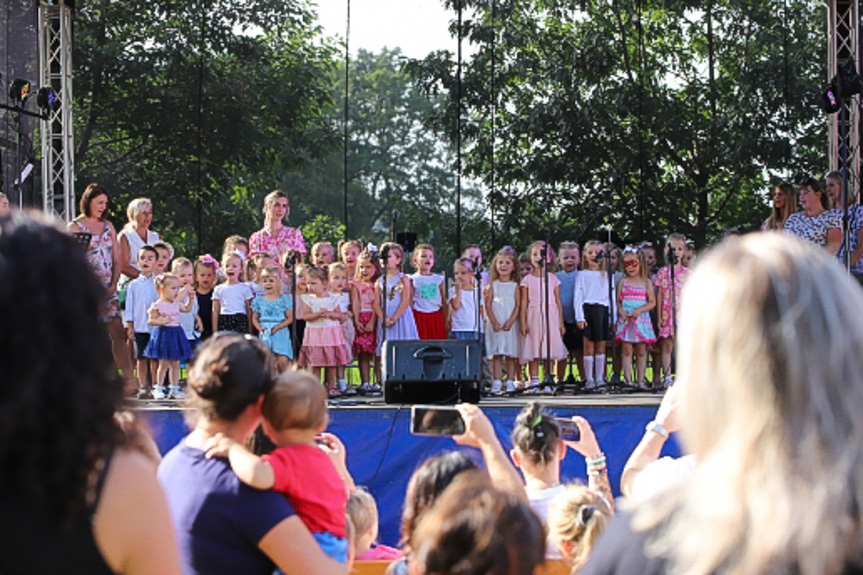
{"left": 485, "top": 247, "right": 522, "bottom": 394}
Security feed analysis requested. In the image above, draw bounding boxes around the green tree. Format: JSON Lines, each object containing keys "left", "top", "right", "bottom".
{"left": 73, "top": 0, "right": 338, "bottom": 256}
{"left": 408, "top": 0, "right": 826, "bottom": 249}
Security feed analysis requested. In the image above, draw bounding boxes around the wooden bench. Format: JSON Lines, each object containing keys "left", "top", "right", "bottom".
{"left": 351, "top": 559, "right": 570, "bottom": 574}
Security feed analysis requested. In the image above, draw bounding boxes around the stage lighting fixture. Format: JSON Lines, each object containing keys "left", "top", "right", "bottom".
{"left": 9, "top": 79, "right": 31, "bottom": 105}
{"left": 821, "top": 59, "right": 863, "bottom": 115}
{"left": 37, "top": 87, "right": 60, "bottom": 111}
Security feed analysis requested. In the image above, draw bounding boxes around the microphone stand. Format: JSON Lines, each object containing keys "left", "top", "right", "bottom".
{"left": 589, "top": 241, "right": 639, "bottom": 395}
{"left": 286, "top": 252, "right": 299, "bottom": 361}
{"left": 666, "top": 246, "right": 678, "bottom": 387}
{"left": 379, "top": 244, "right": 390, "bottom": 373}
{"left": 541, "top": 236, "right": 555, "bottom": 391}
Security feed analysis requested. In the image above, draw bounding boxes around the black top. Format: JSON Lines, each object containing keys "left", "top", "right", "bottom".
{"left": 583, "top": 510, "right": 863, "bottom": 575}
{"left": 197, "top": 290, "right": 214, "bottom": 339}
{"left": 0, "top": 452, "right": 115, "bottom": 574}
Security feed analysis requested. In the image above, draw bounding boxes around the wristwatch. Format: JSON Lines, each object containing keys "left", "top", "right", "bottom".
{"left": 645, "top": 420, "right": 669, "bottom": 438}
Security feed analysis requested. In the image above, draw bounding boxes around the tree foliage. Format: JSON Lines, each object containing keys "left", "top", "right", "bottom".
{"left": 407, "top": 0, "right": 827, "bottom": 248}
{"left": 73, "top": 0, "right": 338, "bottom": 255}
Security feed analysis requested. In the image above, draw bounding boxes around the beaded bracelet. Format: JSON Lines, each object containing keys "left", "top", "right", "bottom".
{"left": 587, "top": 465, "right": 608, "bottom": 476}
{"left": 586, "top": 453, "right": 607, "bottom": 471}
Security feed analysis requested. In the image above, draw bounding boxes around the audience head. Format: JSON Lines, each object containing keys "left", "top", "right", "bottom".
{"left": 347, "top": 488, "right": 379, "bottom": 557}
{"left": 511, "top": 402, "right": 563, "bottom": 470}
{"left": 637, "top": 232, "right": 863, "bottom": 574}
{"left": 261, "top": 370, "right": 327, "bottom": 434}
{"left": 0, "top": 212, "right": 124, "bottom": 523}
{"left": 401, "top": 451, "right": 478, "bottom": 548}
{"left": 411, "top": 472, "right": 545, "bottom": 575}
{"left": 546, "top": 484, "right": 612, "bottom": 574}
{"left": 186, "top": 334, "right": 274, "bottom": 425}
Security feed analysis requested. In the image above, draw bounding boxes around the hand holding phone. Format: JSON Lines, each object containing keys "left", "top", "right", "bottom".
{"left": 555, "top": 417, "right": 581, "bottom": 442}
{"left": 411, "top": 405, "right": 466, "bottom": 436}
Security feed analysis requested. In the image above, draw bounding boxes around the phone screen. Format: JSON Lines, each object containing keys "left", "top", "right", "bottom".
{"left": 411, "top": 406, "right": 466, "bottom": 436}
{"left": 555, "top": 418, "right": 581, "bottom": 441}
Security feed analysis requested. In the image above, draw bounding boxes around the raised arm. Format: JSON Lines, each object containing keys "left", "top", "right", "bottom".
{"left": 620, "top": 383, "right": 679, "bottom": 498}
{"left": 454, "top": 404, "right": 528, "bottom": 503}
{"left": 563, "top": 416, "right": 614, "bottom": 512}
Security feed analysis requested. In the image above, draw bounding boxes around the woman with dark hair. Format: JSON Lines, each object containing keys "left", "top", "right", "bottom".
{"left": 68, "top": 183, "right": 137, "bottom": 391}
{"left": 0, "top": 212, "right": 180, "bottom": 574}
{"left": 409, "top": 472, "right": 545, "bottom": 575}
{"left": 249, "top": 190, "right": 307, "bottom": 262}
{"left": 157, "top": 334, "right": 344, "bottom": 574}
{"left": 761, "top": 182, "right": 798, "bottom": 231}
{"left": 784, "top": 178, "right": 842, "bottom": 253}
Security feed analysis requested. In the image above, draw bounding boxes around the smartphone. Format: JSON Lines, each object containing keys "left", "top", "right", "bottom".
{"left": 411, "top": 405, "right": 466, "bottom": 436}
{"left": 555, "top": 417, "right": 580, "bottom": 442}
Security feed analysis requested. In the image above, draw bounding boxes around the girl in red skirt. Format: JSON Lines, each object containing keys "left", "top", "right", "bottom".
{"left": 410, "top": 243, "right": 447, "bottom": 339}
{"left": 350, "top": 246, "right": 381, "bottom": 393}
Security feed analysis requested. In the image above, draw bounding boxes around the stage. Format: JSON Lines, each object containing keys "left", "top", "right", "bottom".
{"left": 140, "top": 393, "right": 682, "bottom": 546}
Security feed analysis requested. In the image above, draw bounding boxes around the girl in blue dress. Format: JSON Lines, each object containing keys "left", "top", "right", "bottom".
{"left": 250, "top": 266, "right": 294, "bottom": 372}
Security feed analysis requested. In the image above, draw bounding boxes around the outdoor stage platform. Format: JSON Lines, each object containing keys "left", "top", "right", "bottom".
{"left": 140, "top": 393, "right": 682, "bottom": 546}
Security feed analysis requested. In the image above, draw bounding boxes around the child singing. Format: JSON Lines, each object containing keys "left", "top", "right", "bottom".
{"left": 485, "top": 247, "right": 521, "bottom": 394}
{"left": 411, "top": 243, "right": 447, "bottom": 339}
{"left": 574, "top": 240, "right": 612, "bottom": 388}
{"left": 614, "top": 247, "right": 656, "bottom": 387}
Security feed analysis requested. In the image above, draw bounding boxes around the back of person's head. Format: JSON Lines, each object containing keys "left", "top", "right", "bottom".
{"left": 511, "top": 402, "right": 561, "bottom": 467}
{"left": 546, "top": 484, "right": 612, "bottom": 574}
{"left": 0, "top": 212, "right": 123, "bottom": 523}
{"left": 637, "top": 232, "right": 863, "bottom": 575}
{"left": 186, "top": 334, "right": 274, "bottom": 423}
{"left": 261, "top": 370, "right": 326, "bottom": 431}
{"left": 347, "top": 487, "right": 379, "bottom": 555}
{"left": 411, "top": 472, "right": 545, "bottom": 575}
{"left": 401, "top": 451, "right": 478, "bottom": 547}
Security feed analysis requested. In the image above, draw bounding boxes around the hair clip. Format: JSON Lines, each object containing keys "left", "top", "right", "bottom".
{"left": 623, "top": 245, "right": 639, "bottom": 255}
{"left": 532, "top": 414, "right": 545, "bottom": 438}
{"left": 638, "top": 241, "right": 653, "bottom": 248}
{"left": 233, "top": 249, "right": 247, "bottom": 262}
{"left": 366, "top": 243, "right": 379, "bottom": 254}
{"left": 200, "top": 254, "right": 220, "bottom": 269}
{"left": 577, "top": 505, "right": 596, "bottom": 528}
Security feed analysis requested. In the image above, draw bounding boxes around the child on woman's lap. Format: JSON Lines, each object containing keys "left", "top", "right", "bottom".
{"left": 204, "top": 371, "right": 351, "bottom": 564}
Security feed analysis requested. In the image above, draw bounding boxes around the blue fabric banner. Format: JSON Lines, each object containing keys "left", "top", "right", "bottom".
{"left": 145, "top": 403, "right": 681, "bottom": 547}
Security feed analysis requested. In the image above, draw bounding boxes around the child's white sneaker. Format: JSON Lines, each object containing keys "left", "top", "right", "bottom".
{"left": 490, "top": 380, "right": 502, "bottom": 395}
{"left": 152, "top": 385, "right": 168, "bottom": 400}
{"left": 169, "top": 385, "right": 185, "bottom": 399}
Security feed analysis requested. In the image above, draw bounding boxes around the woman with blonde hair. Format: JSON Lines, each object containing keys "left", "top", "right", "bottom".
{"left": 761, "top": 182, "right": 798, "bottom": 231}
{"left": 583, "top": 232, "right": 863, "bottom": 575}
{"left": 547, "top": 485, "right": 612, "bottom": 574}
{"left": 249, "top": 190, "right": 306, "bottom": 263}
{"left": 117, "top": 197, "right": 160, "bottom": 287}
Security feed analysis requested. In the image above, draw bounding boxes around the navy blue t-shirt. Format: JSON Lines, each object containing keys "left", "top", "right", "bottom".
{"left": 158, "top": 440, "right": 296, "bottom": 575}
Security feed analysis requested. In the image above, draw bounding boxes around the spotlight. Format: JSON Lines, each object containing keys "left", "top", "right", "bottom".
{"left": 9, "top": 79, "right": 31, "bottom": 105}
{"left": 821, "top": 59, "right": 863, "bottom": 115}
{"left": 36, "top": 87, "right": 60, "bottom": 111}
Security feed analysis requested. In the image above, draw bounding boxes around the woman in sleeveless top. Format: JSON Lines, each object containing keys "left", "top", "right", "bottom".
{"left": 68, "top": 184, "right": 137, "bottom": 392}
{"left": 1, "top": 212, "right": 180, "bottom": 574}
{"left": 117, "top": 197, "right": 160, "bottom": 289}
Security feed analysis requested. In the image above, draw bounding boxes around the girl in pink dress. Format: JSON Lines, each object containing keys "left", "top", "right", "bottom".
{"left": 351, "top": 247, "right": 381, "bottom": 393}
{"left": 519, "top": 241, "right": 567, "bottom": 391}
{"left": 655, "top": 233, "right": 690, "bottom": 387}
{"left": 298, "top": 266, "right": 352, "bottom": 397}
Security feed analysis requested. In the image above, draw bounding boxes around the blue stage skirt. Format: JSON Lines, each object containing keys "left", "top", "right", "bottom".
{"left": 144, "top": 325, "right": 193, "bottom": 361}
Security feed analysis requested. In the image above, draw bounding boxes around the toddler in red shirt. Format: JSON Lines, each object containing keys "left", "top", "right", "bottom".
{"left": 205, "top": 371, "right": 351, "bottom": 563}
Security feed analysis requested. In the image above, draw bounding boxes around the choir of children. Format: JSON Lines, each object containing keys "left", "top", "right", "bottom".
{"left": 124, "top": 229, "right": 691, "bottom": 398}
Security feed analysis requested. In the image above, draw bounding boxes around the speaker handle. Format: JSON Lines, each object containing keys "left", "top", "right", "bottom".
{"left": 413, "top": 346, "right": 453, "bottom": 362}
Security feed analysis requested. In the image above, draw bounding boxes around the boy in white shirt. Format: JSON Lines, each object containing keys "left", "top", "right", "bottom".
{"left": 125, "top": 245, "right": 159, "bottom": 399}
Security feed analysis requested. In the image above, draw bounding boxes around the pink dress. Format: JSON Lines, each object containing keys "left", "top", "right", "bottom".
{"left": 519, "top": 274, "right": 567, "bottom": 363}
{"left": 74, "top": 220, "right": 121, "bottom": 322}
{"left": 249, "top": 226, "right": 307, "bottom": 262}
{"left": 655, "top": 266, "right": 689, "bottom": 339}
{"left": 298, "top": 294, "right": 352, "bottom": 368}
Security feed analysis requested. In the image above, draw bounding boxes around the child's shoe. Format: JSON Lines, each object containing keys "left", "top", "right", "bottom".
{"left": 505, "top": 380, "right": 516, "bottom": 393}
{"left": 490, "top": 380, "right": 502, "bottom": 395}
{"left": 169, "top": 384, "right": 185, "bottom": 399}
{"left": 151, "top": 385, "right": 168, "bottom": 400}
{"left": 327, "top": 384, "right": 340, "bottom": 399}
{"left": 136, "top": 386, "right": 152, "bottom": 400}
